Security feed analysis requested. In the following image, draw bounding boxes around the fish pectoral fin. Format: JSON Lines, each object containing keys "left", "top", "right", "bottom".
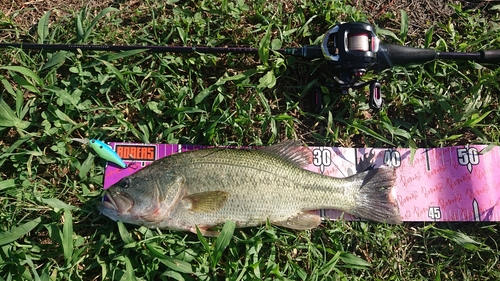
{"left": 183, "top": 191, "right": 229, "bottom": 213}
{"left": 272, "top": 211, "right": 322, "bottom": 230}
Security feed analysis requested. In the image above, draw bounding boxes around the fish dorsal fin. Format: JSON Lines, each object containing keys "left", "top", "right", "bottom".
{"left": 260, "top": 140, "right": 312, "bottom": 168}
{"left": 184, "top": 191, "right": 229, "bottom": 213}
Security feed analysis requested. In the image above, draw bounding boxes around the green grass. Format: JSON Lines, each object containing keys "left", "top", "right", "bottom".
{"left": 1, "top": 1, "right": 500, "bottom": 280}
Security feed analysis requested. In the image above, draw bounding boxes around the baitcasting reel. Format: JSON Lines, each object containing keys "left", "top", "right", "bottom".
{"left": 320, "top": 22, "right": 382, "bottom": 110}
{"left": 314, "top": 21, "right": 500, "bottom": 110}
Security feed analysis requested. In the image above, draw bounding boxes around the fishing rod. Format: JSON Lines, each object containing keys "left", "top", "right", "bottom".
{"left": 1, "top": 22, "right": 499, "bottom": 109}
{"left": 0, "top": 41, "right": 324, "bottom": 57}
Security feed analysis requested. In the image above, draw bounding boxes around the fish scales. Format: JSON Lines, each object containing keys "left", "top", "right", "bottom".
{"left": 172, "top": 151, "right": 358, "bottom": 226}
{"left": 98, "top": 142, "right": 401, "bottom": 236}
{"left": 170, "top": 149, "right": 355, "bottom": 217}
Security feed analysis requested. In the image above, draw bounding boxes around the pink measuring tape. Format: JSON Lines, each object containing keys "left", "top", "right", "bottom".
{"left": 103, "top": 143, "right": 499, "bottom": 222}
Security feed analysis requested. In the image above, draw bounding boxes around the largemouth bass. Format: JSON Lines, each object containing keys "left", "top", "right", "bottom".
{"left": 98, "top": 141, "right": 401, "bottom": 236}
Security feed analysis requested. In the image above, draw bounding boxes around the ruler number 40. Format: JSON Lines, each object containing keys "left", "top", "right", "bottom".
{"left": 383, "top": 149, "right": 401, "bottom": 167}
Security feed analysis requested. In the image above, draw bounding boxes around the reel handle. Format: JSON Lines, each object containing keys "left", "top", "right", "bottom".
{"left": 369, "top": 81, "right": 383, "bottom": 110}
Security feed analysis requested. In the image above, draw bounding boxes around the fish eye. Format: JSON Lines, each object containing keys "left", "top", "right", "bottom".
{"left": 118, "top": 178, "right": 131, "bottom": 189}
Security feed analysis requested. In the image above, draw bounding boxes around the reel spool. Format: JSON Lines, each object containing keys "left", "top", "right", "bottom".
{"left": 321, "top": 22, "right": 383, "bottom": 109}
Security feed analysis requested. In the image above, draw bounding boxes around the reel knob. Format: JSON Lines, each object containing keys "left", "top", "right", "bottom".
{"left": 369, "top": 81, "right": 383, "bottom": 109}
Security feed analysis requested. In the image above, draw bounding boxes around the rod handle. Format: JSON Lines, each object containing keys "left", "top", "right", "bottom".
{"left": 377, "top": 44, "right": 437, "bottom": 69}
{"left": 284, "top": 45, "right": 324, "bottom": 59}
{"left": 479, "top": 50, "right": 500, "bottom": 63}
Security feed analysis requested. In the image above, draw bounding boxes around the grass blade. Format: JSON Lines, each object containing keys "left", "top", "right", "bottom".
{"left": 0, "top": 135, "right": 31, "bottom": 166}
{"left": 87, "top": 49, "right": 148, "bottom": 68}
{"left": 339, "top": 252, "right": 371, "bottom": 269}
{"left": 117, "top": 221, "right": 134, "bottom": 245}
{"left": 37, "top": 10, "right": 51, "bottom": 44}
{"left": 408, "top": 139, "right": 417, "bottom": 164}
{"left": 146, "top": 243, "right": 193, "bottom": 273}
{"left": 0, "top": 217, "right": 41, "bottom": 246}
{"left": 99, "top": 60, "right": 124, "bottom": 82}
{"left": 53, "top": 108, "right": 77, "bottom": 125}
{"left": 211, "top": 220, "right": 235, "bottom": 269}
{"left": 400, "top": 9, "right": 409, "bottom": 43}
{"left": 0, "top": 66, "right": 43, "bottom": 89}
{"left": 0, "top": 98, "right": 30, "bottom": 130}
{"left": 76, "top": 10, "right": 85, "bottom": 42}
{"left": 1, "top": 77, "right": 18, "bottom": 99}
{"left": 196, "top": 225, "right": 211, "bottom": 251}
{"left": 434, "top": 228, "right": 490, "bottom": 251}
{"left": 376, "top": 28, "right": 400, "bottom": 42}
{"left": 424, "top": 25, "right": 434, "bottom": 48}
{"left": 349, "top": 120, "right": 396, "bottom": 146}
{"left": 78, "top": 153, "right": 94, "bottom": 180}
{"left": 24, "top": 255, "right": 42, "bottom": 281}
{"left": 41, "top": 51, "right": 68, "bottom": 71}
{"left": 124, "top": 255, "right": 138, "bottom": 281}
{"left": 82, "top": 7, "right": 119, "bottom": 42}
{"left": 38, "top": 197, "right": 78, "bottom": 212}
{"left": 62, "top": 209, "right": 74, "bottom": 264}
{"left": 461, "top": 110, "right": 493, "bottom": 128}
{"left": 258, "top": 25, "right": 272, "bottom": 66}
{"left": 0, "top": 179, "right": 16, "bottom": 192}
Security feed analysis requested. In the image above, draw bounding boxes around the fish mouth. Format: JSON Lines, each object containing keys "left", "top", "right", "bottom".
{"left": 98, "top": 190, "right": 134, "bottom": 215}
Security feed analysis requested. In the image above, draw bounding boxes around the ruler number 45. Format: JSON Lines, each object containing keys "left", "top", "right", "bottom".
{"left": 428, "top": 207, "right": 442, "bottom": 220}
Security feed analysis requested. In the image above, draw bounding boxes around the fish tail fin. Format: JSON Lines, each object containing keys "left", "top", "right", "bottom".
{"left": 351, "top": 168, "right": 402, "bottom": 224}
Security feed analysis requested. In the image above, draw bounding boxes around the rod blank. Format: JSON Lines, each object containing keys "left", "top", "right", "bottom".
{"left": 0, "top": 43, "right": 262, "bottom": 54}
{"left": 1, "top": 42, "right": 499, "bottom": 64}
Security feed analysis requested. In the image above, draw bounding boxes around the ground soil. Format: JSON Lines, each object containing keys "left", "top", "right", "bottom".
{"left": 0, "top": 0, "right": 112, "bottom": 28}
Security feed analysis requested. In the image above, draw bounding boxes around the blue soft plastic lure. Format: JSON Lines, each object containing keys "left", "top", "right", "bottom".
{"left": 88, "top": 139, "right": 127, "bottom": 168}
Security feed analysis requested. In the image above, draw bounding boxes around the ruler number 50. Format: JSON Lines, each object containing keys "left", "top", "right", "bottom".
{"left": 457, "top": 147, "right": 479, "bottom": 166}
